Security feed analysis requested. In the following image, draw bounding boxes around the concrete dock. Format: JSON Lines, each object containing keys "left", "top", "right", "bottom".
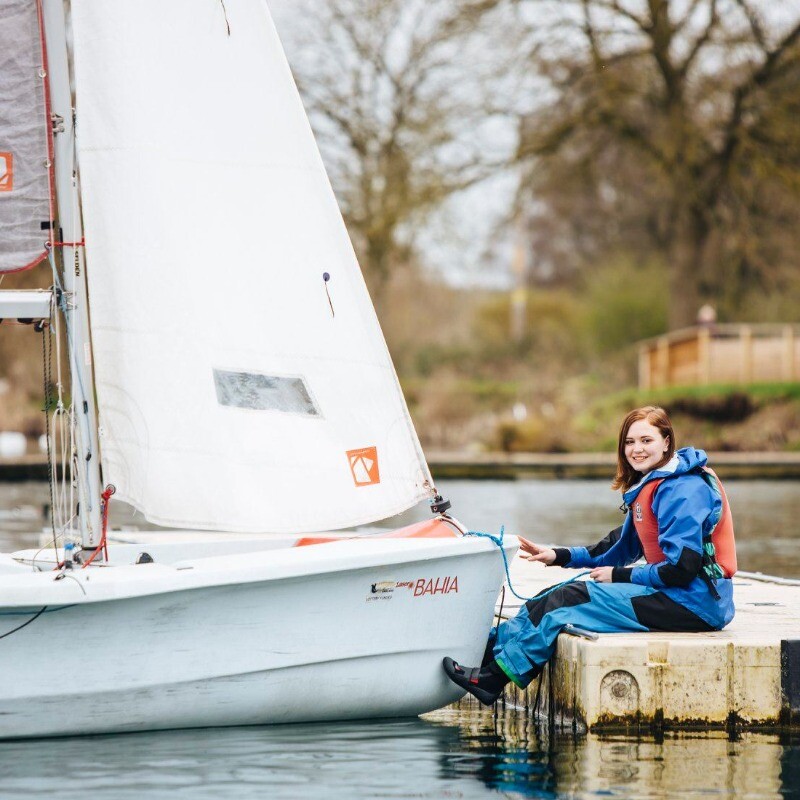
{"left": 483, "top": 556, "right": 800, "bottom": 730}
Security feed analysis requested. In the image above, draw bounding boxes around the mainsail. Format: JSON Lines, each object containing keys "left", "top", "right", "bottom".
{"left": 69, "top": 0, "right": 433, "bottom": 532}
{"left": 0, "top": 0, "right": 52, "bottom": 273}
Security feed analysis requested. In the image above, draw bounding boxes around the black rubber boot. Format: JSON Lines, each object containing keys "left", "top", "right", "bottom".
{"left": 481, "top": 637, "right": 495, "bottom": 668}
{"left": 442, "top": 657, "right": 509, "bottom": 706}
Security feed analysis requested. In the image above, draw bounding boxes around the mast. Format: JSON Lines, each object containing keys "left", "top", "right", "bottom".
{"left": 41, "top": 0, "right": 104, "bottom": 552}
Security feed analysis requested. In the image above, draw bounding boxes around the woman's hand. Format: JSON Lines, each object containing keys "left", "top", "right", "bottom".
{"left": 518, "top": 537, "right": 556, "bottom": 565}
{"left": 590, "top": 567, "right": 613, "bottom": 583}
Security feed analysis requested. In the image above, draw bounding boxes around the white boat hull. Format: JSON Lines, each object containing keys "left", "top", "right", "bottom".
{"left": 0, "top": 534, "right": 515, "bottom": 738}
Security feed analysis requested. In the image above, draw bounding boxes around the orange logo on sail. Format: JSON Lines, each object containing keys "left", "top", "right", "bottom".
{"left": 0, "top": 153, "right": 12, "bottom": 192}
{"left": 347, "top": 446, "right": 380, "bottom": 487}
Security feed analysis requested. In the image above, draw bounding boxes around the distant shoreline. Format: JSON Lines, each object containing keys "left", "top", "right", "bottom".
{"left": 426, "top": 451, "right": 800, "bottom": 479}
{"left": 2, "top": 452, "right": 799, "bottom": 482}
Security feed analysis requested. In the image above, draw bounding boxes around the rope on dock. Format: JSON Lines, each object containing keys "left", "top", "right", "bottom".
{"left": 736, "top": 570, "right": 800, "bottom": 586}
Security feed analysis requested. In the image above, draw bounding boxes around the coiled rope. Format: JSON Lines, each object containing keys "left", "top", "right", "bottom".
{"left": 465, "top": 526, "right": 590, "bottom": 602}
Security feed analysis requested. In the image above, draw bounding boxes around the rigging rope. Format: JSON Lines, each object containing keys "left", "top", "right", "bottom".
{"left": 40, "top": 313, "right": 58, "bottom": 556}
{"left": 52, "top": 293, "right": 74, "bottom": 544}
{"left": 81, "top": 485, "right": 114, "bottom": 568}
{"left": 464, "top": 526, "right": 590, "bottom": 603}
{"left": 41, "top": 79, "right": 90, "bottom": 552}
{"left": 0, "top": 607, "right": 48, "bottom": 641}
{"left": 49, "top": 239, "right": 85, "bottom": 248}
{"left": 47, "top": 249, "right": 94, "bottom": 527}
{"left": 45, "top": 253, "right": 77, "bottom": 551}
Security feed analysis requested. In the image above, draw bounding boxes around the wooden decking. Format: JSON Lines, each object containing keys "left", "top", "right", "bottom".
{"left": 638, "top": 324, "right": 800, "bottom": 389}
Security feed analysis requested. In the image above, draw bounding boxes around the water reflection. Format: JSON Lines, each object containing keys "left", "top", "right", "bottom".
{"left": 432, "top": 705, "right": 800, "bottom": 799}
{"left": 435, "top": 706, "right": 558, "bottom": 797}
{"left": 0, "top": 685, "right": 798, "bottom": 797}
{"left": 780, "top": 734, "right": 800, "bottom": 799}
{"left": 1, "top": 716, "right": 536, "bottom": 800}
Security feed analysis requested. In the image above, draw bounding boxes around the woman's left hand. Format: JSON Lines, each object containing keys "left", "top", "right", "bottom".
{"left": 589, "top": 567, "right": 613, "bottom": 583}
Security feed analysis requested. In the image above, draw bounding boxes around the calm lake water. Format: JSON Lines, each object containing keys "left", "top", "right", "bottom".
{"left": 0, "top": 708, "right": 798, "bottom": 799}
{"left": 1, "top": 477, "right": 799, "bottom": 798}
{"left": 3, "top": 477, "right": 800, "bottom": 576}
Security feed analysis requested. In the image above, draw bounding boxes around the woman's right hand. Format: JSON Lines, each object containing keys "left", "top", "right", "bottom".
{"left": 518, "top": 537, "right": 557, "bottom": 565}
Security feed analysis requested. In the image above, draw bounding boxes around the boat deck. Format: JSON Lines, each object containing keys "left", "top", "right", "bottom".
{"left": 486, "top": 557, "right": 800, "bottom": 730}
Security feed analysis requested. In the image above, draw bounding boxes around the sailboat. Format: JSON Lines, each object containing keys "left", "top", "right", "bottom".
{"left": 0, "top": 0, "right": 515, "bottom": 738}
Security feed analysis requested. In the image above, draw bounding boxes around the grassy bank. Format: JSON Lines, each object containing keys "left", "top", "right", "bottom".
{"left": 577, "top": 383, "right": 800, "bottom": 453}
{"left": 409, "top": 381, "right": 800, "bottom": 454}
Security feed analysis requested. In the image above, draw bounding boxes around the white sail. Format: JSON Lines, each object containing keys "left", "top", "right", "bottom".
{"left": 70, "top": 0, "right": 432, "bottom": 532}
{"left": 0, "top": 0, "right": 52, "bottom": 273}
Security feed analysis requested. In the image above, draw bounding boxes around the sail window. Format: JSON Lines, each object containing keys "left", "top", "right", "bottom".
{"left": 213, "top": 369, "right": 321, "bottom": 416}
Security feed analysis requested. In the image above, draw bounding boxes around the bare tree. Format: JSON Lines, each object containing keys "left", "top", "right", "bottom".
{"left": 276, "top": 0, "right": 516, "bottom": 298}
{"left": 515, "top": 0, "right": 800, "bottom": 328}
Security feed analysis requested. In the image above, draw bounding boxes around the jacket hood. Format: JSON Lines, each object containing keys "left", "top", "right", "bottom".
{"left": 623, "top": 446, "right": 708, "bottom": 504}
{"left": 673, "top": 446, "right": 708, "bottom": 473}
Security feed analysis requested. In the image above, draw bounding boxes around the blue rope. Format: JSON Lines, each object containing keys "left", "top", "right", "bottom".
{"left": 465, "top": 525, "right": 591, "bottom": 602}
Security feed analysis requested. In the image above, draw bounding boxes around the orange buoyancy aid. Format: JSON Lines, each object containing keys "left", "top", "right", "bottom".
{"left": 630, "top": 467, "right": 737, "bottom": 577}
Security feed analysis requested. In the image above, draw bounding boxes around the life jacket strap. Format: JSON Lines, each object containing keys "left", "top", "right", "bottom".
{"left": 699, "top": 566, "right": 722, "bottom": 601}
{"left": 696, "top": 468, "right": 726, "bottom": 596}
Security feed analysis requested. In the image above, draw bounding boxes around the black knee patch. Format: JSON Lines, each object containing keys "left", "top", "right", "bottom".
{"left": 526, "top": 582, "right": 590, "bottom": 627}
{"left": 631, "top": 592, "right": 715, "bottom": 632}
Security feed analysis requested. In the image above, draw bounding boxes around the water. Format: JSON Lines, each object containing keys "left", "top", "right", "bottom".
{"left": 4, "top": 478, "right": 799, "bottom": 576}
{"left": 0, "top": 710, "right": 798, "bottom": 799}
{"left": 2, "top": 478, "right": 800, "bottom": 798}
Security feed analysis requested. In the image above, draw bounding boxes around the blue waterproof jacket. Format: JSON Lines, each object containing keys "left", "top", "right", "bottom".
{"left": 559, "top": 447, "right": 735, "bottom": 628}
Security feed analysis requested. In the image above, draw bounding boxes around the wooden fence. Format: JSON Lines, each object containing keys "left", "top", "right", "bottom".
{"left": 638, "top": 324, "right": 800, "bottom": 389}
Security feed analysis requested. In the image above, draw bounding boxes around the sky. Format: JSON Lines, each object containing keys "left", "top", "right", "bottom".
{"left": 265, "top": 0, "right": 518, "bottom": 289}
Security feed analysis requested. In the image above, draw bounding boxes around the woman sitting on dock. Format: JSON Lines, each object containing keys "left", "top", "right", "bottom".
{"left": 443, "top": 405, "right": 737, "bottom": 705}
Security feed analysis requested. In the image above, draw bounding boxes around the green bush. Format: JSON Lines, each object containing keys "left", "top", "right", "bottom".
{"left": 472, "top": 289, "right": 585, "bottom": 367}
{"left": 578, "top": 255, "right": 669, "bottom": 355}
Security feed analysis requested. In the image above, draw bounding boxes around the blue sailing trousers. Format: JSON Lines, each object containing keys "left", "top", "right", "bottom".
{"left": 491, "top": 579, "right": 724, "bottom": 687}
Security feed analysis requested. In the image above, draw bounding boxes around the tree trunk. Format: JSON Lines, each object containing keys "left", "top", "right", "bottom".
{"left": 666, "top": 206, "right": 710, "bottom": 330}
{"left": 667, "top": 256, "right": 700, "bottom": 330}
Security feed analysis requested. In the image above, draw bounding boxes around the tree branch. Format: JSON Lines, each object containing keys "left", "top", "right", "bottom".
{"left": 714, "top": 17, "right": 800, "bottom": 177}
{"left": 731, "top": 0, "right": 768, "bottom": 51}
{"left": 678, "top": 0, "right": 719, "bottom": 77}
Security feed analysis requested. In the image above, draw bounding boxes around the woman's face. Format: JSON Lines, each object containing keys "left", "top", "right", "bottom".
{"left": 624, "top": 419, "right": 670, "bottom": 474}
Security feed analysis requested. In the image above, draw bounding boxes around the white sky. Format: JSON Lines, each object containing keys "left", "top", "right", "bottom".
{"left": 265, "top": 0, "right": 800, "bottom": 290}
{"left": 265, "top": 0, "right": 517, "bottom": 289}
